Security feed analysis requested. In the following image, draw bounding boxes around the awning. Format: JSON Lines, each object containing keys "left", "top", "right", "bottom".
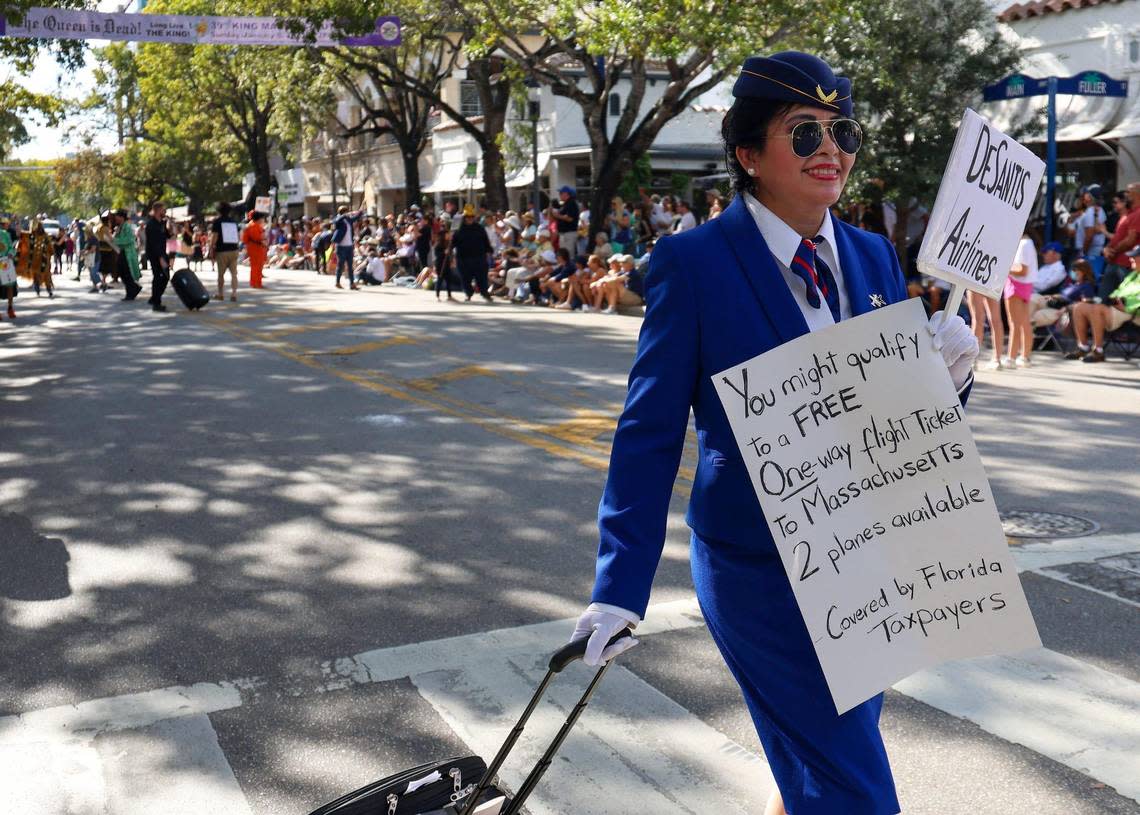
{"left": 423, "top": 160, "right": 484, "bottom": 193}
{"left": 504, "top": 152, "right": 550, "bottom": 188}
{"left": 1099, "top": 87, "right": 1140, "bottom": 139}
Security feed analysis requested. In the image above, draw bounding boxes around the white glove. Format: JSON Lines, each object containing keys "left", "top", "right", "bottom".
{"left": 928, "top": 310, "right": 979, "bottom": 391}
{"left": 571, "top": 603, "right": 641, "bottom": 666}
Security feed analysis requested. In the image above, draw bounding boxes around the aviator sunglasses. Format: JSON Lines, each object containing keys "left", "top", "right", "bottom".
{"left": 777, "top": 118, "right": 863, "bottom": 158}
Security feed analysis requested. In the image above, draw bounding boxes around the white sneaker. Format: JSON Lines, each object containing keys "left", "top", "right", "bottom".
{"left": 581, "top": 305, "right": 593, "bottom": 313}
{"left": 601, "top": 306, "right": 616, "bottom": 315}
{"left": 1000, "top": 356, "right": 1015, "bottom": 368}
{"left": 1015, "top": 356, "right": 1032, "bottom": 368}
{"left": 982, "top": 358, "right": 1003, "bottom": 371}
{"left": 554, "top": 301, "right": 572, "bottom": 310}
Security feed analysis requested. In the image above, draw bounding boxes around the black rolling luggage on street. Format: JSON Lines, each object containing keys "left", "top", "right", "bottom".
{"left": 308, "top": 630, "right": 632, "bottom": 815}
{"left": 171, "top": 268, "right": 209, "bottom": 310}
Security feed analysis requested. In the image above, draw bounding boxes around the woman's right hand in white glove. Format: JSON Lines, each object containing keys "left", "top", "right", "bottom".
{"left": 571, "top": 603, "right": 641, "bottom": 666}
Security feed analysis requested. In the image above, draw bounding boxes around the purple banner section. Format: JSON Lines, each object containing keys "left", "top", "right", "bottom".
{"left": 0, "top": 8, "right": 400, "bottom": 47}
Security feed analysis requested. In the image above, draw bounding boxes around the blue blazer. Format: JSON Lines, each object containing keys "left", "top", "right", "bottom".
{"left": 592, "top": 195, "right": 917, "bottom": 618}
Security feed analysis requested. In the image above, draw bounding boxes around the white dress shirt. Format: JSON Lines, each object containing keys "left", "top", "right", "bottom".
{"left": 743, "top": 193, "right": 852, "bottom": 332}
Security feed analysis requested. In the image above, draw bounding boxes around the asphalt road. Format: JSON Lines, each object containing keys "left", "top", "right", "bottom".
{"left": 1, "top": 265, "right": 1137, "bottom": 815}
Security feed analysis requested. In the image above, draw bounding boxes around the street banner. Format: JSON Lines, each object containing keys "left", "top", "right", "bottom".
{"left": 916, "top": 109, "right": 1045, "bottom": 299}
{"left": 0, "top": 8, "right": 401, "bottom": 47}
{"left": 712, "top": 298, "right": 1039, "bottom": 714}
{"left": 254, "top": 196, "right": 273, "bottom": 214}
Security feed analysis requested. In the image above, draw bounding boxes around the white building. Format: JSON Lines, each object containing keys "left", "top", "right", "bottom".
{"left": 294, "top": 61, "right": 729, "bottom": 218}
{"left": 989, "top": 0, "right": 1140, "bottom": 191}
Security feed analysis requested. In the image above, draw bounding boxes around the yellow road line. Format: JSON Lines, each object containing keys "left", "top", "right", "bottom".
{"left": 304, "top": 336, "right": 423, "bottom": 356}
{"left": 407, "top": 364, "right": 497, "bottom": 391}
{"left": 202, "top": 316, "right": 670, "bottom": 484}
{"left": 222, "top": 307, "right": 311, "bottom": 322}
{"left": 258, "top": 318, "right": 369, "bottom": 339}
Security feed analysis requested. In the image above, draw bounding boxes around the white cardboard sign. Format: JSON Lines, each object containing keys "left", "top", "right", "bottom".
{"left": 712, "top": 298, "right": 1040, "bottom": 714}
{"left": 254, "top": 196, "right": 274, "bottom": 215}
{"left": 916, "top": 108, "right": 1045, "bottom": 299}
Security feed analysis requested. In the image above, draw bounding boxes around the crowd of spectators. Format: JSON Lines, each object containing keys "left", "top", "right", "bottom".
{"left": 4, "top": 181, "right": 1138, "bottom": 358}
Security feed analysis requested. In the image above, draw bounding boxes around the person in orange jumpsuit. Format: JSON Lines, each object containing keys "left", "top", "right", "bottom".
{"left": 242, "top": 210, "right": 269, "bottom": 289}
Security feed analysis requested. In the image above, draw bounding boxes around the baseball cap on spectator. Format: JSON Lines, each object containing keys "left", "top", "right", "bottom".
{"left": 462, "top": 204, "right": 476, "bottom": 217}
{"left": 1043, "top": 241, "right": 1063, "bottom": 255}
{"left": 506, "top": 215, "right": 523, "bottom": 231}
{"left": 559, "top": 185, "right": 575, "bottom": 196}
{"left": 541, "top": 249, "right": 557, "bottom": 263}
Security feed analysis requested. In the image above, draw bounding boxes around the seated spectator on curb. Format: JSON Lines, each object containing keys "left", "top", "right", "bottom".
{"left": 1031, "top": 259, "right": 1097, "bottom": 328}
{"left": 519, "top": 255, "right": 555, "bottom": 304}
{"left": 360, "top": 248, "right": 385, "bottom": 285}
{"left": 541, "top": 248, "right": 575, "bottom": 306}
{"left": 1035, "top": 241, "right": 1067, "bottom": 295}
{"left": 559, "top": 253, "right": 606, "bottom": 310}
{"left": 1065, "top": 248, "right": 1140, "bottom": 363}
{"left": 596, "top": 253, "right": 645, "bottom": 314}
{"left": 588, "top": 254, "right": 625, "bottom": 311}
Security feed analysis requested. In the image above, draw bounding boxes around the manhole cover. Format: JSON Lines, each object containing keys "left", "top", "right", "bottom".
{"left": 1000, "top": 510, "right": 1100, "bottom": 539}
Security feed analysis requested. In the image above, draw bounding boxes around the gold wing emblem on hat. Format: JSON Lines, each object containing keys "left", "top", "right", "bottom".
{"left": 816, "top": 84, "right": 838, "bottom": 104}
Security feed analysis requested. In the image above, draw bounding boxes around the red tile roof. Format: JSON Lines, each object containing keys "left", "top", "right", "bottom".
{"left": 998, "top": 0, "right": 1123, "bottom": 22}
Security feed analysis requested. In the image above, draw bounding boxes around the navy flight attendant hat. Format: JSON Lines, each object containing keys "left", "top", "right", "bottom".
{"left": 732, "top": 51, "right": 853, "bottom": 118}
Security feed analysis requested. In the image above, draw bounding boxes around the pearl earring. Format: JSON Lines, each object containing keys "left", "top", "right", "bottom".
{"left": 746, "top": 167, "right": 756, "bottom": 176}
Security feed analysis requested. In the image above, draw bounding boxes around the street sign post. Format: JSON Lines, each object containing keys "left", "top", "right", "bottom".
{"left": 982, "top": 71, "right": 1128, "bottom": 243}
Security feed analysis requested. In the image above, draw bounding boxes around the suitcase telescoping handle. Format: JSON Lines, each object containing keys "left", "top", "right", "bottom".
{"left": 458, "top": 629, "right": 633, "bottom": 815}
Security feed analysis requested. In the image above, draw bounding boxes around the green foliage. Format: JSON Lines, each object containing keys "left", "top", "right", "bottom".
{"left": 0, "top": 160, "right": 61, "bottom": 216}
{"left": 617, "top": 153, "right": 652, "bottom": 202}
{"left": 825, "top": 0, "right": 1025, "bottom": 219}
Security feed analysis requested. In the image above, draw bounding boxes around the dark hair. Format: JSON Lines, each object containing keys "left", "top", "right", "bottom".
{"left": 217, "top": 201, "right": 232, "bottom": 217}
{"left": 556, "top": 247, "right": 570, "bottom": 262}
{"left": 1072, "top": 258, "right": 1094, "bottom": 284}
{"left": 721, "top": 98, "right": 794, "bottom": 196}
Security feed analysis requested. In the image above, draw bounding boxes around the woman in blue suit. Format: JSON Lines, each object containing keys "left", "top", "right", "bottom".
{"left": 570, "top": 52, "right": 979, "bottom": 815}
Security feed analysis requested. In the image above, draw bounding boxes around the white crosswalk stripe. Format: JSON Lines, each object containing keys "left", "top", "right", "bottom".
{"left": 1, "top": 535, "right": 1137, "bottom": 813}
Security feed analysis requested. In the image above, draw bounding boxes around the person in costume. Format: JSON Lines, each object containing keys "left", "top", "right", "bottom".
{"left": 112, "top": 209, "right": 143, "bottom": 301}
{"left": 27, "top": 220, "right": 55, "bottom": 298}
{"left": 0, "top": 216, "right": 17, "bottom": 320}
{"left": 570, "top": 52, "right": 979, "bottom": 815}
{"left": 242, "top": 210, "right": 269, "bottom": 289}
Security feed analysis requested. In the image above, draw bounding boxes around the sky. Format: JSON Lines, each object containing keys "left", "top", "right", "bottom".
{"left": 5, "top": 0, "right": 129, "bottom": 161}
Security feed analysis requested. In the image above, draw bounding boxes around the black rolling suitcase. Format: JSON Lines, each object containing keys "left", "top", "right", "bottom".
{"left": 308, "top": 630, "right": 632, "bottom": 815}
{"left": 171, "top": 269, "right": 209, "bottom": 310}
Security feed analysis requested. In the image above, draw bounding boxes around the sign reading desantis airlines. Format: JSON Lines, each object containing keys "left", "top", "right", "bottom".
{"left": 916, "top": 109, "right": 1045, "bottom": 299}
{"left": 0, "top": 8, "right": 401, "bottom": 47}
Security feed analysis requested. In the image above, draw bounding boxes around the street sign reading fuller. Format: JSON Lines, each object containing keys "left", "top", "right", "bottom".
{"left": 1055, "top": 71, "right": 1128, "bottom": 98}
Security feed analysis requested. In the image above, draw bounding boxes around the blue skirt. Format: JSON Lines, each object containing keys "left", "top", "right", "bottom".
{"left": 690, "top": 532, "right": 900, "bottom": 815}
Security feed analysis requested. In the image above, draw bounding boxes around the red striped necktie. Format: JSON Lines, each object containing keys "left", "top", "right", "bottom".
{"left": 789, "top": 236, "right": 841, "bottom": 322}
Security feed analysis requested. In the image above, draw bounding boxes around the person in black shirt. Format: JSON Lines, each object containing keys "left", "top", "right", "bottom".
{"left": 451, "top": 204, "right": 493, "bottom": 302}
{"left": 143, "top": 201, "right": 173, "bottom": 311}
{"left": 551, "top": 186, "right": 580, "bottom": 252}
